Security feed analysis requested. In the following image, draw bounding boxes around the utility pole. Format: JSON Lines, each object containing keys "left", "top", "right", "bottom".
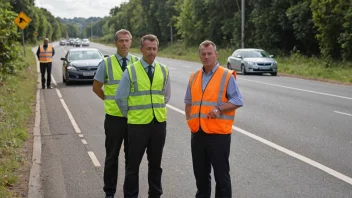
{"left": 241, "top": 0, "right": 245, "bottom": 48}
{"left": 90, "top": 18, "right": 93, "bottom": 38}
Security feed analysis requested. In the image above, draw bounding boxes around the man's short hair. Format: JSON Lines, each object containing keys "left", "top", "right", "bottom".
{"left": 115, "top": 29, "right": 132, "bottom": 41}
{"left": 140, "top": 34, "right": 159, "bottom": 48}
{"left": 199, "top": 40, "right": 217, "bottom": 52}
{"left": 44, "top": 38, "right": 49, "bottom": 41}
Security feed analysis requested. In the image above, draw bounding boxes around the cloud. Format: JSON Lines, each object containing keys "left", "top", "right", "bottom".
{"left": 35, "top": 0, "right": 125, "bottom": 18}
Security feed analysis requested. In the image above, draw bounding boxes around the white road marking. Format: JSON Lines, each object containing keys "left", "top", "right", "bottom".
{"left": 182, "top": 65, "right": 191, "bottom": 68}
{"left": 240, "top": 78, "right": 352, "bottom": 100}
{"left": 78, "top": 134, "right": 84, "bottom": 138}
{"left": 59, "top": 98, "right": 81, "bottom": 133}
{"left": 51, "top": 74, "right": 57, "bottom": 85}
{"left": 168, "top": 67, "right": 176, "bottom": 70}
{"left": 55, "top": 88, "right": 62, "bottom": 98}
{"left": 334, "top": 111, "right": 352, "bottom": 117}
{"left": 88, "top": 151, "right": 101, "bottom": 167}
{"left": 166, "top": 104, "right": 352, "bottom": 185}
{"left": 81, "top": 139, "right": 88, "bottom": 145}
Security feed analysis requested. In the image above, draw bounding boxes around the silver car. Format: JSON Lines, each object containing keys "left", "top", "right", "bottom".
{"left": 227, "top": 48, "right": 278, "bottom": 76}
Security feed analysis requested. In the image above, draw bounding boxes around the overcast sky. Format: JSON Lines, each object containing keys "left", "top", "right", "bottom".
{"left": 35, "top": 0, "right": 128, "bottom": 19}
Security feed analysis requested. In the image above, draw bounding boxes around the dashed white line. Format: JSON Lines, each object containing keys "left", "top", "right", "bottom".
{"left": 81, "top": 139, "right": 88, "bottom": 145}
{"left": 334, "top": 111, "right": 352, "bottom": 117}
{"left": 78, "top": 134, "right": 84, "bottom": 138}
{"left": 59, "top": 98, "right": 81, "bottom": 133}
{"left": 51, "top": 74, "right": 57, "bottom": 85}
{"left": 88, "top": 151, "right": 101, "bottom": 167}
{"left": 55, "top": 88, "right": 62, "bottom": 98}
{"left": 240, "top": 78, "right": 352, "bottom": 100}
{"left": 166, "top": 104, "right": 352, "bottom": 185}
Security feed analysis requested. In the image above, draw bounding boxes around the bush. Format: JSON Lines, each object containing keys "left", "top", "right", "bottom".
{"left": 0, "top": 3, "right": 26, "bottom": 82}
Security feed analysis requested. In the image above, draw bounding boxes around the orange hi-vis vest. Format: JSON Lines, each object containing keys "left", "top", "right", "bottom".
{"left": 39, "top": 45, "right": 53, "bottom": 63}
{"left": 187, "top": 66, "right": 237, "bottom": 134}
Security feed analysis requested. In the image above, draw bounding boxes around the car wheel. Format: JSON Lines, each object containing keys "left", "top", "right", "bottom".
{"left": 227, "top": 62, "right": 231, "bottom": 69}
{"left": 241, "top": 64, "right": 247, "bottom": 75}
{"left": 271, "top": 72, "right": 277, "bottom": 76}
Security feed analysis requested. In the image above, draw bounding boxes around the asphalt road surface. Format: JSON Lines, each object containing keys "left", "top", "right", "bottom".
{"left": 39, "top": 42, "right": 352, "bottom": 198}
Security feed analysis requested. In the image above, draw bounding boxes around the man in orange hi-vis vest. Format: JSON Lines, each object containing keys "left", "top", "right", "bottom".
{"left": 36, "top": 38, "right": 55, "bottom": 89}
{"left": 184, "top": 40, "right": 243, "bottom": 198}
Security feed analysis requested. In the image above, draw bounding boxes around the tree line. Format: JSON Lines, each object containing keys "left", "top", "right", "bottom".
{"left": 86, "top": 0, "right": 352, "bottom": 61}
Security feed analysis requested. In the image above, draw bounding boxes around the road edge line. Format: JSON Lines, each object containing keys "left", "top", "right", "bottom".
{"left": 28, "top": 49, "right": 43, "bottom": 198}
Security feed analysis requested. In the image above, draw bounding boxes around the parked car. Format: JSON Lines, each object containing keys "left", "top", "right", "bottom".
{"left": 61, "top": 48, "right": 104, "bottom": 85}
{"left": 59, "top": 40, "right": 66, "bottom": 46}
{"left": 227, "top": 48, "right": 278, "bottom": 76}
{"left": 81, "top": 38, "right": 90, "bottom": 46}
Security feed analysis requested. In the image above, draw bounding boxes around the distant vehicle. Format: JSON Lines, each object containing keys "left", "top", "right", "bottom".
{"left": 59, "top": 40, "right": 66, "bottom": 46}
{"left": 61, "top": 48, "right": 104, "bottom": 85}
{"left": 227, "top": 48, "right": 278, "bottom": 76}
{"left": 74, "top": 39, "right": 82, "bottom": 47}
{"left": 81, "top": 38, "right": 90, "bottom": 46}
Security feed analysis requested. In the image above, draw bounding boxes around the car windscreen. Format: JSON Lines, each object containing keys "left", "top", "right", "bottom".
{"left": 82, "top": 39, "right": 89, "bottom": 42}
{"left": 69, "top": 51, "right": 102, "bottom": 61}
{"left": 242, "top": 51, "right": 270, "bottom": 58}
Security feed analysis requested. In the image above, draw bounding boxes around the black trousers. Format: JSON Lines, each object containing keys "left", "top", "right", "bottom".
{"left": 40, "top": 62, "right": 52, "bottom": 87}
{"left": 191, "top": 130, "right": 232, "bottom": 198}
{"left": 103, "top": 114, "right": 128, "bottom": 196}
{"left": 124, "top": 121, "right": 166, "bottom": 198}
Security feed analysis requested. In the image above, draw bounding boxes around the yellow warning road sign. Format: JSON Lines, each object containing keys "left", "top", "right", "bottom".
{"left": 14, "top": 11, "right": 31, "bottom": 30}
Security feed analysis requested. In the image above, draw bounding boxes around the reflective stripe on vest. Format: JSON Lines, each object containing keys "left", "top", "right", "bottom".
{"left": 126, "top": 60, "right": 168, "bottom": 124}
{"left": 103, "top": 55, "right": 139, "bottom": 116}
{"left": 39, "top": 45, "right": 53, "bottom": 63}
{"left": 187, "top": 66, "right": 236, "bottom": 134}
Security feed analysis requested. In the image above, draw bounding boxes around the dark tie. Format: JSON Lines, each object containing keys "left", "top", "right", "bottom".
{"left": 147, "top": 65, "right": 153, "bottom": 83}
{"left": 121, "top": 57, "right": 127, "bottom": 71}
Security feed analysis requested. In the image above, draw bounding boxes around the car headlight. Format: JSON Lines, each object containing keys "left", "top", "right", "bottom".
{"left": 67, "top": 66, "right": 77, "bottom": 71}
{"left": 247, "top": 61, "right": 256, "bottom": 66}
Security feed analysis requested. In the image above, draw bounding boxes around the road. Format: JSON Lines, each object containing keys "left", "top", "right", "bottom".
{"left": 39, "top": 42, "right": 352, "bottom": 198}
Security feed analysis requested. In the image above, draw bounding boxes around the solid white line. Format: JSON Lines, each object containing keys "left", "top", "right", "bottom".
{"left": 78, "top": 134, "right": 84, "bottom": 138}
{"left": 28, "top": 60, "right": 43, "bottom": 197}
{"left": 59, "top": 99, "right": 81, "bottom": 133}
{"left": 182, "top": 65, "right": 191, "bottom": 68}
{"left": 51, "top": 74, "right": 57, "bottom": 85}
{"left": 81, "top": 139, "right": 88, "bottom": 145}
{"left": 55, "top": 88, "right": 62, "bottom": 98}
{"left": 334, "top": 111, "right": 352, "bottom": 117}
{"left": 240, "top": 78, "right": 352, "bottom": 100}
{"left": 166, "top": 104, "right": 352, "bottom": 185}
{"left": 88, "top": 151, "right": 101, "bottom": 167}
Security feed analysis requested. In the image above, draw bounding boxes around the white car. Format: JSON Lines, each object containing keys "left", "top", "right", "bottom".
{"left": 82, "top": 38, "right": 90, "bottom": 46}
{"left": 227, "top": 48, "right": 278, "bottom": 76}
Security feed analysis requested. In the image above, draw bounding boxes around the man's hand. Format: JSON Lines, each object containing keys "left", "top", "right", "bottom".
{"left": 92, "top": 80, "right": 104, "bottom": 100}
{"left": 207, "top": 107, "right": 221, "bottom": 119}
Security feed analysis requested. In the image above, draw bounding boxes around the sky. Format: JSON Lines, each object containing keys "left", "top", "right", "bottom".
{"left": 35, "top": 0, "right": 128, "bottom": 19}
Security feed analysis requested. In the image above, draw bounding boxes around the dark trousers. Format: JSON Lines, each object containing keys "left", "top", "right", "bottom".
{"left": 124, "top": 121, "right": 166, "bottom": 198}
{"left": 104, "top": 114, "right": 128, "bottom": 196}
{"left": 40, "top": 62, "right": 52, "bottom": 87}
{"left": 191, "top": 130, "right": 232, "bottom": 198}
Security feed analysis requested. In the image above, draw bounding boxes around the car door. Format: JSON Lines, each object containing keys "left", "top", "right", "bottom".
{"left": 233, "top": 51, "right": 242, "bottom": 71}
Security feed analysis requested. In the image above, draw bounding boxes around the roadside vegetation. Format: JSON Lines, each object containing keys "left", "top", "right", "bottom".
{"left": 0, "top": 1, "right": 39, "bottom": 197}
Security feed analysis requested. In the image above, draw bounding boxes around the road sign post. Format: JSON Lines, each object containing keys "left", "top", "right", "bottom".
{"left": 14, "top": 11, "right": 32, "bottom": 57}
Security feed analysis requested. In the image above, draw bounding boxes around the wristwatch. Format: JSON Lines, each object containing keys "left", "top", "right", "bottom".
{"left": 212, "top": 107, "right": 221, "bottom": 116}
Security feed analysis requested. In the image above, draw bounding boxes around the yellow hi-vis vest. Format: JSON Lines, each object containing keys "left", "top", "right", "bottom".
{"left": 104, "top": 55, "right": 139, "bottom": 116}
{"left": 39, "top": 45, "right": 53, "bottom": 63}
{"left": 126, "top": 60, "right": 169, "bottom": 124}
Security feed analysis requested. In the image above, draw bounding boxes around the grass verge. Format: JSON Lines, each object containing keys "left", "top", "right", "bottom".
{"left": 0, "top": 46, "right": 37, "bottom": 197}
{"left": 94, "top": 40, "right": 352, "bottom": 84}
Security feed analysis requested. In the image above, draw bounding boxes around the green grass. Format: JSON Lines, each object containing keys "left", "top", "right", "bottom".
{"left": 0, "top": 47, "right": 37, "bottom": 197}
{"left": 94, "top": 40, "right": 352, "bottom": 84}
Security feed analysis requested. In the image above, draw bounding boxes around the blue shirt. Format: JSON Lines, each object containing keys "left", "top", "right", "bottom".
{"left": 94, "top": 53, "right": 134, "bottom": 83}
{"left": 115, "top": 59, "right": 171, "bottom": 117}
{"left": 184, "top": 63, "right": 243, "bottom": 106}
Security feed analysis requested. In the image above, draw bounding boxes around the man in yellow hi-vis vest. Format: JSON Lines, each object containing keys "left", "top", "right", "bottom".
{"left": 93, "top": 29, "right": 139, "bottom": 198}
{"left": 36, "top": 38, "right": 55, "bottom": 89}
{"left": 115, "top": 34, "right": 171, "bottom": 198}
